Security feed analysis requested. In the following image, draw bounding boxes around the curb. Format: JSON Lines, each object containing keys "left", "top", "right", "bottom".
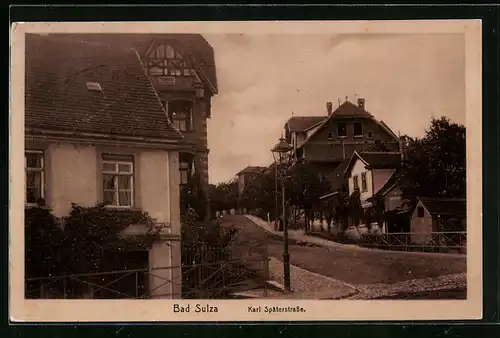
{"left": 267, "top": 257, "right": 360, "bottom": 299}
{"left": 244, "top": 215, "right": 466, "bottom": 259}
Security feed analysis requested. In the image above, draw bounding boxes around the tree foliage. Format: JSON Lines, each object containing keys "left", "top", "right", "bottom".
{"left": 401, "top": 116, "right": 466, "bottom": 200}
{"left": 239, "top": 170, "right": 277, "bottom": 216}
{"left": 238, "top": 163, "right": 332, "bottom": 224}
{"left": 209, "top": 181, "right": 239, "bottom": 213}
{"left": 180, "top": 171, "right": 208, "bottom": 220}
{"left": 25, "top": 207, "right": 65, "bottom": 279}
{"left": 286, "top": 163, "right": 332, "bottom": 210}
{"left": 25, "top": 204, "right": 159, "bottom": 279}
{"left": 62, "top": 203, "right": 158, "bottom": 275}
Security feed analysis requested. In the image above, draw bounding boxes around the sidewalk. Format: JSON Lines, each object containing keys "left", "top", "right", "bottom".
{"left": 244, "top": 214, "right": 466, "bottom": 258}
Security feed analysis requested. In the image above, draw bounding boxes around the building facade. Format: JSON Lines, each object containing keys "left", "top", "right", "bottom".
{"left": 284, "top": 99, "right": 401, "bottom": 194}
{"left": 344, "top": 151, "right": 402, "bottom": 208}
{"left": 25, "top": 34, "right": 190, "bottom": 298}
{"left": 41, "top": 33, "right": 219, "bottom": 218}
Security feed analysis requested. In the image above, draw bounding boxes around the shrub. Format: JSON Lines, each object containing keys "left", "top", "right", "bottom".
{"left": 180, "top": 208, "right": 240, "bottom": 298}
{"left": 25, "top": 207, "right": 65, "bottom": 280}
{"left": 62, "top": 203, "right": 159, "bottom": 275}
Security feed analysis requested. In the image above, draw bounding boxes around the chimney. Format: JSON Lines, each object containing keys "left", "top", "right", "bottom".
{"left": 357, "top": 98, "right": 366, "bottom": 110}
{"left": 326, "top": 101, "right": 333, "bottom": 115}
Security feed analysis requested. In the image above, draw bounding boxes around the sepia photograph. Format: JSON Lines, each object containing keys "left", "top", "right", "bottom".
{"left": 10, "top": 20, "right": 482, "bottom": 322}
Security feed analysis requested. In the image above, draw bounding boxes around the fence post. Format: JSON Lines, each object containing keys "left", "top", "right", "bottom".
{"left": 264, "top": 257, "right": 269, "bottom": 297}
{"left": 135, "top": 271, "right": 139, "bottom": 298}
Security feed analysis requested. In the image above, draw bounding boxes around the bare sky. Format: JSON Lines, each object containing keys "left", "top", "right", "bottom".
{"left": 204, "top": 33, "right": 465, "bottom": 185}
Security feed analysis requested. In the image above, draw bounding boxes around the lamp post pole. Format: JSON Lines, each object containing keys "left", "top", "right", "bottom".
{"left": 281, "top": 168, "right": 291, "bottom": 292}
{"left": 272, "top": 136, "right": 293, "bottom": 293}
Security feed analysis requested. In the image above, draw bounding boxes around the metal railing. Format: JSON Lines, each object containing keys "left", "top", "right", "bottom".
{"left": 25, "top": 256, "right": 270, "bottom": 300}
{"left": 361, "top": 231, "right": 467, "bottom": 253}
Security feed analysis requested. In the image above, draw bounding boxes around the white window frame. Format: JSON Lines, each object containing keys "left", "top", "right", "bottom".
{"left": 25, "top": 150, "right": 45, "bottom": 206}
{"left": 102, "top": 158, "right": 134, "bottom": 208}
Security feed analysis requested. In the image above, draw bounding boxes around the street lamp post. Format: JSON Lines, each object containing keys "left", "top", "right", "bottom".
{"left": 271, "top": 137, "right": 294, "bottom": 293}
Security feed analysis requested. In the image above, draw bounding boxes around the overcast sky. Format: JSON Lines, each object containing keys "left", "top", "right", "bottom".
{"left": 204, "top": 33, "right": 465, "bottom": 184}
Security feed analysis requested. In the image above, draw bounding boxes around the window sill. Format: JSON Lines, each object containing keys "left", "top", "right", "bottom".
{"left": 104, "top": 205, "right": 140, "bottom": 212}
{"left": 25, "top": 204, "right": 50, "bottom": 210}
{"left": 353, "top": 135, "right": 364, "bottom": 138}
{"left": 337, "top": 136, "right": 347, "bottom": 139}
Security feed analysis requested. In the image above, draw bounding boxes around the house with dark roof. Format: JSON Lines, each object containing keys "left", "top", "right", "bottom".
{"left": 235, "top": 166, "right": 267, "bottom": 194}
{"left": 283, "top": 99, "right": 401, "bottom": 204}
{"left": 410, "top": 197, "right": 467, "bottom": 244}
{"left": 285, "top": 99, "right": 400, "bottom": 164}
{"left": 38, "top": 33, "right": 219, "bottom": 218}
{"left": 24, "top": 33, "right": 199, "bottom": 299}
{"left": 343, "top": 151, "right": 402, "bottom": 209}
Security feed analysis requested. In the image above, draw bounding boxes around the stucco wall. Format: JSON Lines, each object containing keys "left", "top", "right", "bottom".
{"left": 411, "top": 201, "right": 433, "bottom": 244}
{"left": 28, "top": 139, "right": 182, "bottom": 299}
{"left": 384, "top": 186, "right": 403, "bottom": 211}
{"left": 47, "top": 143, "right": 98, "bottom": 217}
{"left": 348, "top": 158, "right": 373, "bottom": 205}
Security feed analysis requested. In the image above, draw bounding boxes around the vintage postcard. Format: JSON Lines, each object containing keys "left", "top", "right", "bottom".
{"left": 10, "top": 20, "right": 482, "bottom": 322}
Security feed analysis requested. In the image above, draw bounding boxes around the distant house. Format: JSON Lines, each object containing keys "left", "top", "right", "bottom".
{"left": 235, "top": 166, "right": 267, "bottom": 194}
{"left": 344, "top": 151, "right": 402, "bottom": 208}
{"left": 285, "top": 99, "right": 400, "bottom": 166}
{"left": 25, "top": 34, "right": 186, "bottom": 299}
{"left": 283, "top": 99, "right": 401, "bottom": 201}
{"left": 410, "top": 197, "right": 467, "bottom": 244}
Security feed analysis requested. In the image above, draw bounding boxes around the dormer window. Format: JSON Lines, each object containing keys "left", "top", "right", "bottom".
{"left": 145, "top": 43, "right": 196, "bottom": 77}
{"left": 85, "top": 82, "right": 102, "bottom": 92}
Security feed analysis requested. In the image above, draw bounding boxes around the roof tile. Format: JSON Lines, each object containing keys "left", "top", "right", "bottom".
{"left": 25, "top": 34, "right": 182, "bottom": 141}
{"left": 286, "top": 116, "right": 325, "bottom": 132}
{"left": 418, "top": 197, "right": 467, "bottom": 217}
{"left": 40, "top": 33, "right": 218, "bottom": 94}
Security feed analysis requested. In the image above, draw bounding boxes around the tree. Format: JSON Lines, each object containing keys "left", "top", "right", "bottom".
{"left": 181, "top": 171, "right": 208, "bottom": 221}
{"left": 401, "top": 116, "right": 466, "bottom": 200}
{"left": 348, "top": 189, "right": 364, "bottom": 227}
{"left": 209, "top": 181, "right": 238, "bottom": 215}
{"left": 285, "top": 163, "right": 332, "bottom": 231}
{"left": 334, "top": 195, "right": 350, "bottom": 232}
{"left": 239, "top": 171, "right": 277, "bottom": 219}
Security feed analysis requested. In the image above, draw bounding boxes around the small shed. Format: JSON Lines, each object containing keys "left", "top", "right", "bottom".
{"left": 410, "top": 197, "right": 467, "bottom": 244}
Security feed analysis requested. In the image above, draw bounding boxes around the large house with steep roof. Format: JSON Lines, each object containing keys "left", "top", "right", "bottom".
{"left": 35, "top": 33, "right": 219, "bottom": 218}
{"left": 24, "top": 33, "right": 218, "bottom": 299}
{"left": 285, "top": 99, "right": 401, "bottom": 203}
